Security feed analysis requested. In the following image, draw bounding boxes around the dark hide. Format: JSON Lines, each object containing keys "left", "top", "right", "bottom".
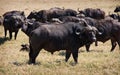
{"left": 78, "top": 8, "right": 105, "bottom": 19}
{"left": 57, "top": 16, "right": 80, "bottom": 23}
{"left": 3, "top": 11, "right": 25, "bottom": 40}
{"left": 83, "top": 17, "right": 120, "bottom": 52}
{"left": 27, "top": 21, "right": 97, "bottom": 64}
{"left": 27, "top": 8, "right": 77, "bottom": 23}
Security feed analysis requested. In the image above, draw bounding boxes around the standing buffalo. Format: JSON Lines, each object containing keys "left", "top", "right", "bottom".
{"left": 78, "top": 8, "right": 105, "bottom": 19}
{"left": 3, "top": 10, "right": 25, "bottom": 40}
{"left": 22, "top": 19, "right": 97, "bottom": 64}
{"left": 82, "top": 17, "right": 120, "bottom": 52}
{"left": 27, "top": 7, "right": 77, "bottom": 23}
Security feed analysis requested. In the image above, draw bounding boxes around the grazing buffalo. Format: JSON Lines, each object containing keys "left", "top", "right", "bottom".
{"left": 3, "top": 11, "right": 25, "bottom": 40}
{"left": 78, "top": 8, "right": 105, "bottom": 19}
{"left": 27, "top": 7, "right": 77, "bottom": 23}
{"left": 82, "top": 17, "right": 120, "bottom": 52}
{"left": 22, "top": 19, "right": 97, "bottom": 64}
{"left": 114, "top": 6, "right": 120, "bottom": 12}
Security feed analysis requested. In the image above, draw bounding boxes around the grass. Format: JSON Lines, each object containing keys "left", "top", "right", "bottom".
{"left": 0, "top": 0, "right": 120, "bottom": 75}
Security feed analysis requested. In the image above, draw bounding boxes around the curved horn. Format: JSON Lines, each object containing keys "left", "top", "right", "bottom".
{"left": 92, "top": 26, "right": 102, "bottom": 35}
{"left": 79, "top": 19, "right": 89, "bottom": 26}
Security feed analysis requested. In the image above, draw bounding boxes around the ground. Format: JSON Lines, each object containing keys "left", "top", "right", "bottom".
{"left": 0, "top": 0, "right": 120, "bottom": 75}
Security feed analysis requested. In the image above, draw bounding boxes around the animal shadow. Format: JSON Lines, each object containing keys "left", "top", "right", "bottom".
{"left": 0, "top": 37, "right": 9, "bottom": 45}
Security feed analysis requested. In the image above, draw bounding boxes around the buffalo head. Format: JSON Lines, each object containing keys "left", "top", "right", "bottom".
{"left": 27, "top": 11, "right": 38, "bottom": 20}
{"left": 75, "top": 19, "right": 97, "bottom": 42}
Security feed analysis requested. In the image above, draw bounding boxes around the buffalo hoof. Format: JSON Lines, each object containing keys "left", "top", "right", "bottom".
{"left": 86, "top": 50, "right": 90, "bottom": 52}
{"left": 28, "top": 59, "right": 35, "bottom": 65}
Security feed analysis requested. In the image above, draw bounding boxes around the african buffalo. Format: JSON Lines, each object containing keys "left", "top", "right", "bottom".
{"left": 27, "top": 7, "right": 77, "bottom": 23}
{"left": 82, "top": 17, "right": 120, "bottom": 52}
{"left": 22, "top": 19, "right": 97, "bottom": 64}
{"left": 3, "top": 10, "right": 25, "bottom": 40}
{"left": 78, "top": 8, "right": 105, "bottom": 19}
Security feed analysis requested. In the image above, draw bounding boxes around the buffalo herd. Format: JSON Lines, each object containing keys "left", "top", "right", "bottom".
{"left": 1, "top": 6, "right": 120, "bottom": 64}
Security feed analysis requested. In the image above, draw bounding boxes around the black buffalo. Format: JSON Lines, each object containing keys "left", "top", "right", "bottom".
{"left": 82, "top": 17, "right": 120, "bottom": 52}
{"left": 22, "top": 19, "right": 97, "bottom": 64}
{"left": 3, "top": 10, "right": 25, "bottom": 40}
{"left": 27, "top": 7, "right": 77, "bottom": 23}
{"left": 78, "top": 8, "right": 105, "bottom": 19}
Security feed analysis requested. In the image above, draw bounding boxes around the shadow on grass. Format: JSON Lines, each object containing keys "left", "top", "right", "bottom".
{"left": 12, "top": 61, "right": 41, "bottom": 66}
{"left": 0, "top": 37, "right": 9, "bottom": 45}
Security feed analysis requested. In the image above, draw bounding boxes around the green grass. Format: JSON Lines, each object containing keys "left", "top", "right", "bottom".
{"left": 0, "top": 0, "right": 120, "bottom": 75}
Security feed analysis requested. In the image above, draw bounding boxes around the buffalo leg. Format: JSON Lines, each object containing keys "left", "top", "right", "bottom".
{"left": 4, "top": 28, "right": 7, "bottom": 38}
{"left": 14, "top": 30, "right": 18, "bottom": 40}
{"left": 95, "top": 40, "right": 98, "bottom": 46}
{"left": 9, "top": 30, "right": 12, "bottom": 40}
{"left": 111, "top": 39, "right": 117, "bottom": 52}
{"left": 85, "top": 44, "right": 90, "bottom": 52}
{"left": 29, "top": 44, "right": 41, "bottom": 64}
{"left": 65, "top": 50, "right": 71, "bottom": 62}
{"left": 72, "top": 50, "right": 78, "bottom": 63}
